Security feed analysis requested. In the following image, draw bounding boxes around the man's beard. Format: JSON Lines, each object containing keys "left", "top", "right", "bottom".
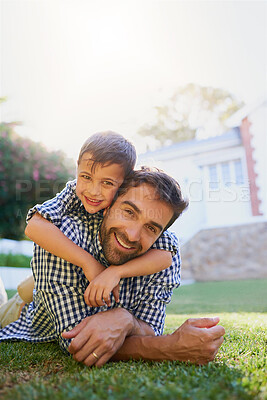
{"left": 100, "top": 223, "right": 143, "bottom": 265}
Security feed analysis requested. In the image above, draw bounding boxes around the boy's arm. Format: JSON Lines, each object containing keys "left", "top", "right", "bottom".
{"left": 85, "top": 249, "right": 172, "bottom": 307}
{"left": 25, "top": 213, "right": 106, "bottom": 281}
{"left": 113, "top": 249, "right": 172, "bottom": 278}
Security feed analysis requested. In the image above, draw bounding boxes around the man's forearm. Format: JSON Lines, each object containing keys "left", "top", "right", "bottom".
{"left": 128, "top": 312, "right": 156, "bottom": 337}
{"left": 64, "top": 311, "right": 225, "bottom": 366}
{"left": 112, "top": 317, "right": 226, "bottom": 365}
{"left": 111, "top": 334, "right": 169, "bottom": 362}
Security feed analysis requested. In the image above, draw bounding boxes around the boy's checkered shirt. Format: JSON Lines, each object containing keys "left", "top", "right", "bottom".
{"left": 0, "top": 180, "right": 181, "bottom": 352}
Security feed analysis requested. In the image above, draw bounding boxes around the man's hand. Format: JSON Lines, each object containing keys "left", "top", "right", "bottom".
{"left": 111, "top": 316, "right": 225, "bottom": 365}
{"left": 61, "top": 308, "right": 134, "bottom": 367}
{"left": 83, "top": 267, "right": 121, "bottom": 307}
{"left": 163, "top": 317, "right": 225, "bottom": 364}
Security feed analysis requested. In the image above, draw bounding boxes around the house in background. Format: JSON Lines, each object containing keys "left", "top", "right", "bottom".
{"left": 138, "top": 96, "right": 267, "bottom": 282}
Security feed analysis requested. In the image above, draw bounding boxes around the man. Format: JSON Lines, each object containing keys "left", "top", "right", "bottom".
{"left": 0, "top": 168, "right": 225, "bottom": 366}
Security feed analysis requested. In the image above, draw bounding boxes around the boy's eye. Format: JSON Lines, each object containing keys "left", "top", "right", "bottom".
{"left": 82, "top": 175, "right": 91, "bottom": 180}
{"left": 103, "top": 181, "right": 114, "bottom": 186}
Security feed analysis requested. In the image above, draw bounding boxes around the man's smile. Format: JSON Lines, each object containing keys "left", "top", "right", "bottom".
{"left": 114, "top": 232, "right": 137, "bottom": 251}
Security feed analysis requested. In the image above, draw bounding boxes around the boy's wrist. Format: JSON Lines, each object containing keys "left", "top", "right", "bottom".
{"left": 82, "top": 257, "right": 105, "bottom": 280}
{"left": 109, "top": 265, "right": 124, "bottom": 279}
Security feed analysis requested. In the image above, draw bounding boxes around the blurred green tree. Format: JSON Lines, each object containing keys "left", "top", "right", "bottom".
{"left": 0, "top": 108, "right": 75, "bottom": 240}
{"left": 138, "top": 83, "right": 244, "bottom": 148}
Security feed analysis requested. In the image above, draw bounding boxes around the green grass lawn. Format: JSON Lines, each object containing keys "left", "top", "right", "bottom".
{"left": 1, "top": 279, "right": 266, "bottom": 400}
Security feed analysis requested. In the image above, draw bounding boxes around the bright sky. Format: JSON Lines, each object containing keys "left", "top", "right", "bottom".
{"left": 1, "top": 0, "right": 266, "bottom": 160}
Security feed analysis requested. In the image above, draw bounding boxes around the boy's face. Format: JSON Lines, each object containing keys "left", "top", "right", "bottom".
{"left": 76, "top": 152, "right": 125, "bottom": 214}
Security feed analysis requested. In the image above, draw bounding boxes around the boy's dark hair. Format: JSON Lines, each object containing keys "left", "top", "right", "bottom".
{"left": 78, "top": 131, "right": 136, "bottom": 177}
{"left": 115, "top": 166, "right": 189, "bottom": 231}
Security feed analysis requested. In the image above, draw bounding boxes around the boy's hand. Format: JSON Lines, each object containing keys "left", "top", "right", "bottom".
{"left": 83, "top": 267, "right": 121, "bottom": 307}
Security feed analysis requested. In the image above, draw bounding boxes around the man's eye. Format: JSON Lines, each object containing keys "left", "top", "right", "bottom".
{"left": 103, "top": 181, "right": 114, "bottom": 186}
{"left": 124, "top": 209, "right": 134, "bottom": 216}
{"left": 147, "top": 225, "right": 156, "bottom": 233}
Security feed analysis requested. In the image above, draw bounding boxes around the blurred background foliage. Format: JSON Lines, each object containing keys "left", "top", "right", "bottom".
{"left": 138, "top": 83, "right": 244, "bottom": 148}
{"left": 0, "top": 103, "right": 75, "bottom": 239}
{"left": 0, "top": 85, "right": 243, "bottom": 239}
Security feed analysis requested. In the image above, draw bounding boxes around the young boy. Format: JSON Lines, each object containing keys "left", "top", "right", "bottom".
{"left": 24, "top": 131, "right": 176, "bottom": 309}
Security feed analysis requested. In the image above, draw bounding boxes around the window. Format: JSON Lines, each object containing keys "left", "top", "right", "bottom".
{"left": 221, "top": 162, "right": 231, "bottom": 187}
{"left": 234, "top": 159, "right": 244, "bottom": 185}
{"left": 206, "top": 158, "right": 245, "bottom": 189}
{"left": 208, "top": 164, "right": 219, "bottom": 189}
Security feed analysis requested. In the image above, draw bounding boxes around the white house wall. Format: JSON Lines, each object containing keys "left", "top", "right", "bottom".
{"left": 198, "top": 145, "right": 252, "bottom": 227}
{"left": 249, "top": 102, "right": 267, "bottom": 216}
{"left": 137, "top": 154, "right": 206, "bottom": 243}
{"left": 138, "top": 135, "right": 253, "bottom": 241}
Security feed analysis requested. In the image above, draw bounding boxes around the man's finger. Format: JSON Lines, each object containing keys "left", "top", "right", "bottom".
{"left": 215, "top": 335, "right": 224, "bottom": 347}
{"left": 68, "top": 333, "right": 93, "bottom": 356}
{"left": 188, "top": 317, "right": 220, "bottom": 328}
{"left": 83, "top": 348, "right": 113, "bottom": 368}
{"left": 95, "top": 351, "right": 114, "bottom": 368}
{"left": 211, "top": 336, "right": 224, "bottom": 359}
{"left": 61, "top": 317, "right": 90, "bottom": 339}
{"left": 207, "top": 325, "right": 225, "bottom": 339}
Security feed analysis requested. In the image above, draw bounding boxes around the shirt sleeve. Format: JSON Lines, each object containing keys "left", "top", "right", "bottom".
{"left": 127, "top": 243, "right": 181, "bottom": 336}
{"left": 151, "top": 230, "right": 179, "bottom": 256}
{"left": 26, "top": 180, "right": 80, "bottom": 227}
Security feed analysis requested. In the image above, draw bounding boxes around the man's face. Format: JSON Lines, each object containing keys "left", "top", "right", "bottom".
{"left": 100, "top": 184, "right": 174, "bottom": 265}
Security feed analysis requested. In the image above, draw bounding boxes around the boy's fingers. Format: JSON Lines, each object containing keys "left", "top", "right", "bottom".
{"left": 84, "top": 291, "right": 91, "bottom": 306}
{"left": 89, "top": 287, "right": 98, "bottom": 307}
{"left": 84, "top": 296, "right": 90, "bottom": 306}
{"left": 103, "top": 290, "right": 111, "bottom": 306}
{"left": 112, "top": 286, "right": 120, "bottom": 303}
{"left": 95, "top": 289, "right": 105, "bottom": 306}
{"left": 86, "top": 297, "right": 92, "bottom": 307}
{"left": 84, "top": 286, "right": 91, "bottom": 306}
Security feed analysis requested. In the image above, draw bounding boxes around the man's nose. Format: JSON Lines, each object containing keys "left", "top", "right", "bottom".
{"left": 125, "top": 223, "right": 142, "bottom": 242}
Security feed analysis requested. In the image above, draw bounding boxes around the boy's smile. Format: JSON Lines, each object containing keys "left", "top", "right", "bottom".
{"left": 76, "top": 152, "right": 125, "bottom": 214}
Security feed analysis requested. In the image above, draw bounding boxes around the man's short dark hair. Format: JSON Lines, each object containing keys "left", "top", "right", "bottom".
{"left": 78, "top": 131, "right": 136, "bottom": 177}
{"left": 115, "top": 166, "right": 189, "bottom": 230}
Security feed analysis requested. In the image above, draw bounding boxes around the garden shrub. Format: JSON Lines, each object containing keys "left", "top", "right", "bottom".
{"left": 0, "top": 253, "right": 32, "bottom": 268}
{"left": 0, "top": 123, "right": 75, "bottom": 239}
